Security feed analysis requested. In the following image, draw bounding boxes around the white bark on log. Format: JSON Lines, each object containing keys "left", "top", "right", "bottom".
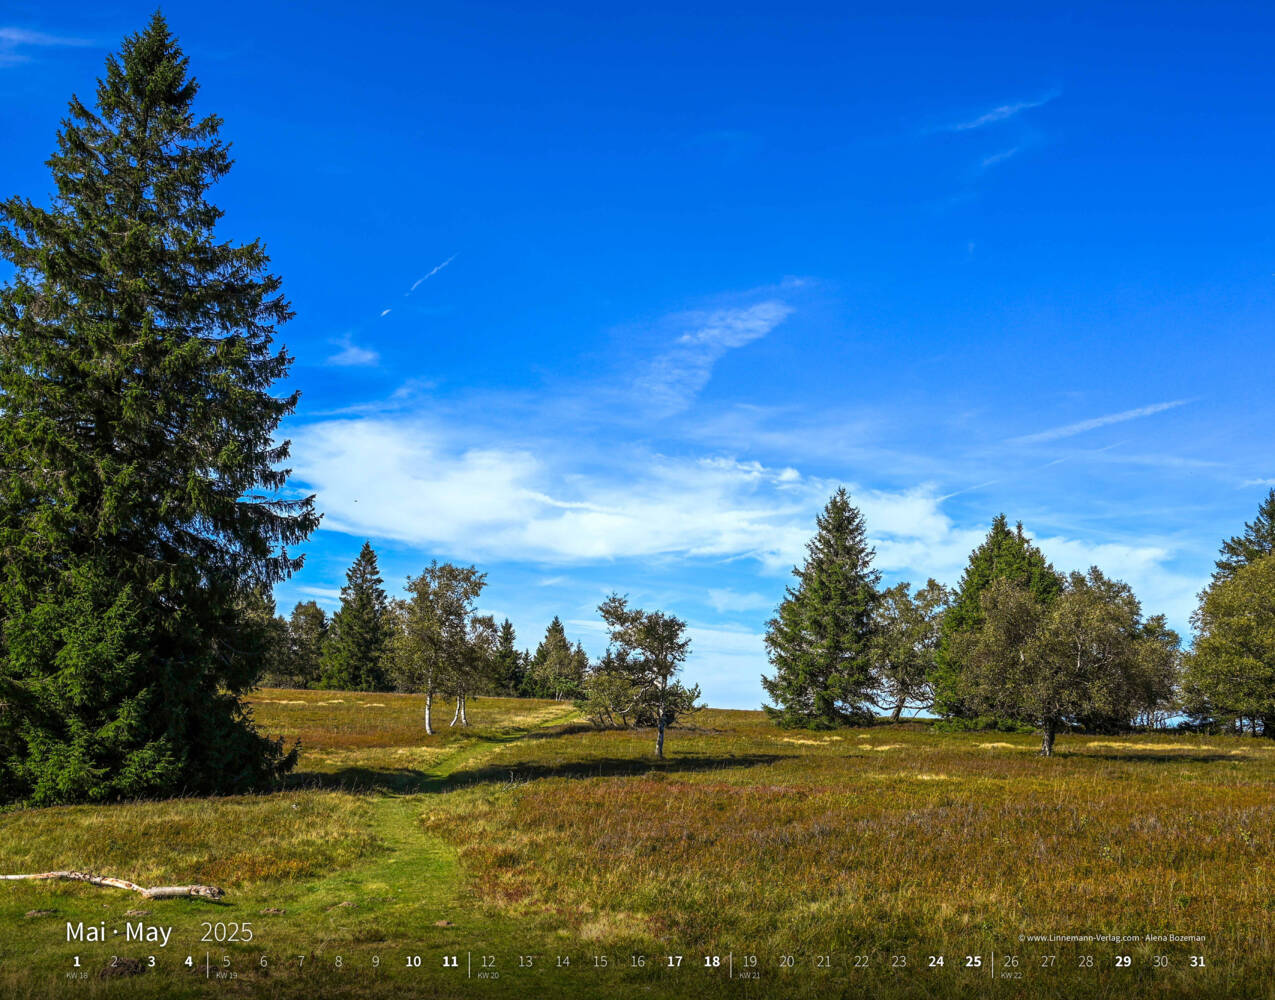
{"left": 0, "top": 871, "right": 223, "bottom": 900}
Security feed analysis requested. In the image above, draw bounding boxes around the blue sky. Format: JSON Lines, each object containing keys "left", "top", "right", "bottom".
{"left": 3, "top": 2, "right": 1273, "bottom": 708}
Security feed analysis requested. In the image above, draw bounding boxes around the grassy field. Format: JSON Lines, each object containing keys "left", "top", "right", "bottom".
{"left": 0, "top": 689, "right": 1272, "bottom": 999}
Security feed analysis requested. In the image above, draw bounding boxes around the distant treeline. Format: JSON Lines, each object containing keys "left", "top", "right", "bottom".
{"left": 254, "top": 543, "right": 589, "bottom": 704}
{"left": 761, "top": 488, "right": 1275, "bottom": 754}
{"left": 256, "top": 543, "right": 700, "bottom": 753}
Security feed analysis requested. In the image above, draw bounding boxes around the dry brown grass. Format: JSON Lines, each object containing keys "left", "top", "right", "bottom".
{"left": 3, "top": 696, "right": 1272, "bottom": 999}
{"left": 424, "top": 714, "right": 1275, "bottom": 997}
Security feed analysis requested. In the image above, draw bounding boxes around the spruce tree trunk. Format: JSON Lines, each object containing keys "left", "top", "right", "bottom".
{"left": 424, "top": 691, "right": 434, "bottom": 735}
{"left": 1040, "top": 720, "right": 1056, "bottom": 757}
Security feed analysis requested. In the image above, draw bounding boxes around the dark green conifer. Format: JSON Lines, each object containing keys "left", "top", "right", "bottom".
{"left": 527, "top": 616, "right": 584, "bottom": 700}
{"left": 319, "top": 542, "right": 390, "bottom": 691}
{"left": 287, "top": 601, "right": 329, "bottom": 688}
{"left": 0, "top": 14, "right": 314, "bottom": 804}
{"left": 492, "top": 619, "right": 524, "bottom": 695}
{"left": 762, "top": 488, "right": 881, "bottom": 728}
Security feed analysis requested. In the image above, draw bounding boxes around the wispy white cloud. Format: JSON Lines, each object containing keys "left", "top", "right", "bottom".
{"left": 0, "top": 26, "right": 92, "bottom": 65}
{"left": 296, "top": 585, "right": 343, "bottom": 607}
{"left": 1241, "top": 478, "right": 1275, "bottom": 488}
{"left": 706, "top": 588, "right": 774, "bottom": 614}
{"left": 979, "top": 146, "right": 1021, "bottom": 171}
{"left": 289, "top": 419, "right": 817, "bottom": 569}
{"left": 379, "top": 308, "right": 392, "bottom": 317}
{"left": 325, "top": 335, "right": 380, "bottom": 367}
{"left": 1028, "top": 533, "right": 1202, "bottom": 629}
{"left": 1008, "top": 400, "right": 1192, "bottom": 445}
{"left": 947, "top": 92, "right": 1058, "bottom": 131}
{"left": 408, "top": 254, "right": 457, "bottom": 293}
{"left": 635, "top": 300, "right": 792, "bottom": 416}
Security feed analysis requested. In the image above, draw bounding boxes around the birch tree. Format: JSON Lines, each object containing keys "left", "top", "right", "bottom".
{"left": 389, "top": 562, "right": 485, "bottom": 734}
{"left": 451, "top": 614, "right": 497, "bottom": 727}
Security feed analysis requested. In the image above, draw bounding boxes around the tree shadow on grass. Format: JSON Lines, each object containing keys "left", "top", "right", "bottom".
{"left": 289, "top": 752, "right": 792, "bottom": 795}
{"left": 1070, "top": 750, "right": 1245, "bottom": 764}
{"left": 512, "top": 722, "right": 597, "bottom": 741}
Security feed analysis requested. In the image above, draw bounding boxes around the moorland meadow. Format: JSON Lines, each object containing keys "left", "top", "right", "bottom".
{"left": 1, "top": 690, "right": 1271, "bottom": 1000}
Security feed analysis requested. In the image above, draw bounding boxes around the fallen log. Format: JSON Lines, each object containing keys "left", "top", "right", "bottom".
{"left": 0, "top": 871, "right": 223, "bottom": 900}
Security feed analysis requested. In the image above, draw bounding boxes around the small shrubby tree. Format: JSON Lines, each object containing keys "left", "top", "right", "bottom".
{"left": 0, "top": 15, "right": 314, "bottom": 804}
{"left": 871, "top": 579, "right": 950, "bottom": 722}
{"left": 1126, "top": 614, "right": 1181, "bottom": 729}
{"left": 762, "top": 488, "right": 880, "bottom": 728}
{"left": 578, "top": 649, "right": 643, "bottom": 728}
{"left": 598, "top": 595, "right": 700, "bottom": 757}
{"left": 319, "top": 542, "right": 391, "bottom": 691}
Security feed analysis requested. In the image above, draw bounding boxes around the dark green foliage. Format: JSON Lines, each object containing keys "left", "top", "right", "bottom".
{"left": 0, "top": 15, "right": 313, "bottom": 804}
{"left": 490, "top": 618, "right": 525, "bottom": 695}
{"left": 1214, "top": 489, "right": 1275, "bottom": 584}
{"left": 285, "top": 600, "right": 328, "bottom": 688}
{"left": 239, "top": 587, "right": 292, "bottom": 688}
{"left": 319, "top": 542, "right": 390, "bottom": 691}
{"left": 525, "top": 617, "right": 586, "bottom": 700}
{"left": 932, "top": 514, "right": 1063, "bottom": 720}
{"left": 762, "top": 488, "right": 881, "bottom": 728}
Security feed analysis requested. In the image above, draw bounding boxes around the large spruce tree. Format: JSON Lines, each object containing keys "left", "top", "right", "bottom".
{"left": 0, "top": 15, "right": 315, "bottom": 805}
{"left": 319, "top": 542, "right": 390, "bottom": 691}
{"left": 931, "top": 514, "right": 1063, "bottom": 720}
{"left": 762, "top": 488, "right": 881, "bottom": 728}
{"left": 1213, "top": 489, "right": 1275, "bottom": 583}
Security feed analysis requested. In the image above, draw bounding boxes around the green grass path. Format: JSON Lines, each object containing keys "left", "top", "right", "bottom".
{"left": 298, "top": 703, "right": 581, "bottom": 922}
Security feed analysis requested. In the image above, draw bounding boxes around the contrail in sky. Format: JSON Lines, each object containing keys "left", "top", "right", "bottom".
{"left": 408, "top": 253, "right": 457, "bottom": 293}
